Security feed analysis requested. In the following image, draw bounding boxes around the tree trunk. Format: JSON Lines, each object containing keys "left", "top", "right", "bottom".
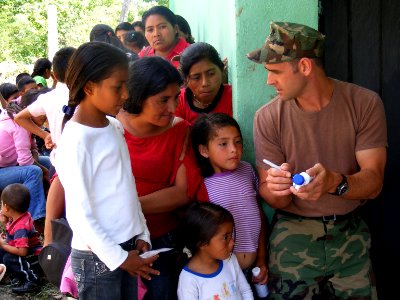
{"left": 120, "top": 0, "right": 132, "bottom": 22}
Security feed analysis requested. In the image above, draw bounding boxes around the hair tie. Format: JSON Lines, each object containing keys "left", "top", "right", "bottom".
{"left": 62, "top": 105, "right": 75, "bottom": 117}
{"left": 183, "top": 247, "right": 192, "bottom": 258}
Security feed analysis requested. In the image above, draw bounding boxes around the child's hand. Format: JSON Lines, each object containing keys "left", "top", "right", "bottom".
{"left": 135, "top": 239, "right": 150, "bottom": 254}
{"left": 253, "top": 264, "right": 268, "bottom": 285}
{"left": 120, "top": 250, "right": 160, "bottom": 280}
{"left": 44, "top": 133, "right": 55, "bottom": 150}
{"left": 0, "top": 237, "right": 6, "bottom": 247}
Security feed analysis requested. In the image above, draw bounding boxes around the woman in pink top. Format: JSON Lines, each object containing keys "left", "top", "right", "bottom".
{"left": 0, "top": 98, "right": 47, "bottom": 223}
{"left": 139, "top": 6, "right": 190, "bottom": 68}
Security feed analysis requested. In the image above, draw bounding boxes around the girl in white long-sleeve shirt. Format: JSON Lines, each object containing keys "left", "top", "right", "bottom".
{"left": 55, "top": 41, "right": 159, "bottom": 300}
{"left": 178, "top": 202, "right": 253, "bottom": 300}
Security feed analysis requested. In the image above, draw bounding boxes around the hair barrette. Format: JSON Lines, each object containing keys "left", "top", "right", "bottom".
{"left": 62, "top": 105, "right": 75, "bottom": 117}
{"left": 182, "top": 247, "right": 192, "bottom": 258}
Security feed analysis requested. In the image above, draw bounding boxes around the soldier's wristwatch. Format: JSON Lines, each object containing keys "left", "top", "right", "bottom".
{"left": 329, "top": 175, "right": 348, "bottom": 196}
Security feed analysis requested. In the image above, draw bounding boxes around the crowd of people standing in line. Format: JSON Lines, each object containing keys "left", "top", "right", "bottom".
{"left": 0, "top": 4, "right": 386, "bottom": 300}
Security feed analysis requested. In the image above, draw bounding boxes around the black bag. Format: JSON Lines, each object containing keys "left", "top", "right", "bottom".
{"left": 39, "top": 218, "right": 73, "bottom": 287}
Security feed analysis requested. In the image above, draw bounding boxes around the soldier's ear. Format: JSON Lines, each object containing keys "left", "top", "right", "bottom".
{"left": 298, "top": 58, "right": 312, "bottom": 76}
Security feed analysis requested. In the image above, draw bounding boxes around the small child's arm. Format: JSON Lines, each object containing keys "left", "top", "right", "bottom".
{"left": 254, "top": 209, "right": 269, "bottom": 285}
{"left": 0, "top": 238, "right": 28, "bottom": 256}
{"left": 14, "top": 108, "right": 55, "bottom": 149}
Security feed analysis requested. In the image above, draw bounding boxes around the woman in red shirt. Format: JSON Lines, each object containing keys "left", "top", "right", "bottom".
{"left": 139, "top": 6, "right": 189, "bottom": 68}
{"left": 118, "top": 56, "right": 202, "bottom": 300}
{"left": 175, "top": 42, "right": 233, "bottom": 124}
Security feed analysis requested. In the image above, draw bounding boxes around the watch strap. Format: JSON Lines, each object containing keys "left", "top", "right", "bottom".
{"left": 329, "top": 174, "right": 348, "bottom": 196}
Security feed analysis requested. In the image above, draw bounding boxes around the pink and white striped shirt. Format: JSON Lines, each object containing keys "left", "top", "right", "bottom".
{"left": 204, "top": 161, "right": 262, "bottom": 253}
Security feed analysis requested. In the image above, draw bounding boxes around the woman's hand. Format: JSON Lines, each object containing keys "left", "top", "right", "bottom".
{"left": 120, "top": 250, "right": 160, "bottom": 280}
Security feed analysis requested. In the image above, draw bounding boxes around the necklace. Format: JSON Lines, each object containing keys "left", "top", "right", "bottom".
{"left": 193, "top": 96, "right": 213, "bottom": 108}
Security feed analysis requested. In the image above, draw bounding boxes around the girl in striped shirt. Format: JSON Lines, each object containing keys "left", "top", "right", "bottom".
{"left": 191, "top": 113, "right": 268, "bottom": 295}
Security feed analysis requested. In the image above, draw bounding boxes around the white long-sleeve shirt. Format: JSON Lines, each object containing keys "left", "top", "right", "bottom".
{"left": 56, "top": 116, "right": 150, "bottom": 271}
{"left": 178, "top": 254, "right": 254, "bottom": 300}
{"left": 28, "top": 82, "right": 69, "bottom": 164}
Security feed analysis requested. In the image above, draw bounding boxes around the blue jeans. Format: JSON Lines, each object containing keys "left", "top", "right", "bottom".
{"left": 0, "top": 165, "right": 46, "bottom": 220}
{"left": 38, "top": 155, "right": 55, "bottom": 178}
{"left": 143, "top": 231, "right": 179, "bottom": 300}
{"left": 71, "top": 238, "right": 138, "bottom": 300}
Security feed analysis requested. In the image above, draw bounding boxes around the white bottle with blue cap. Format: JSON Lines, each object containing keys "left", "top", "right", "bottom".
{"left": 252, "top": 267, "right": 269, "bottom": 298}
{"left": 292, "top": 172, "right": 313, "bottom": 190}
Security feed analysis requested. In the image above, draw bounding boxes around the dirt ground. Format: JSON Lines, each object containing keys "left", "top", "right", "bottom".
{"left": 0, "top": 276, "right": 67, "bottom": 300}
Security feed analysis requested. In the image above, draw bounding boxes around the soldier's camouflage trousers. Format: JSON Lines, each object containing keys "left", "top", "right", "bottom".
{"left": 267, "top": 212, "right": 377, "bottom": 300}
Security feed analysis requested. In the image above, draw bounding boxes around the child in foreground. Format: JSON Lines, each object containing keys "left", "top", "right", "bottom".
{"left": 191, "top": 113, "right": 268, "bottom": 296}
{"left": 0, "top": 183, "right": 42, "bottom": 294}
{"left": 177, "top": 202, "right": 253, "bottom": 299}
{"left": 55, "top": 41, "right": 158, "bottom": 299}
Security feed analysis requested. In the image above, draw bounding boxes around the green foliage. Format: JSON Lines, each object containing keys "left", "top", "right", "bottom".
{"left": 0, "top": 0, "right": 168, "bottom": 68}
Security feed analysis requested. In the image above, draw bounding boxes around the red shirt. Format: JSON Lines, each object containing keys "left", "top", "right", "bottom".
{"left": 175, "top": 84, "right": 233, "bottom": 125}
{"left": 6, "top": 212, "right": 42, "bottom": 255}
{"left": 124, "top": 120, "right": 204, "bottom": 238}
{"left": 139, "top": 37, "right": 190, "bottom": 68}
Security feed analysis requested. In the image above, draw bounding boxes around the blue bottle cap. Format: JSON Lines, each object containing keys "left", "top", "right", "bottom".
{"left": 292, "top": 173, "right": 305, "bottom": 185}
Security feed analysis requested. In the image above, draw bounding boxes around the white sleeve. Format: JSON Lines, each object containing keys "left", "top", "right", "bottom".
{"left": 57, "top": 143, "right": 128, "bottom": 271}
{"left": 135, "top": 201, "right": 151, "bottom": 248}
{"left": 177, "top": 270, "right": 200, "bottom": 300}
{"left": 27, "top": 96, "right": 46, "bottom": 117}
{"left": 232, "top": 254, "right": 254, "bottom": 300}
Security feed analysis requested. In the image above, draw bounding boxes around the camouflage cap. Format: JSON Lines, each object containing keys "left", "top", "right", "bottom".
{"left": 247, "top": 21, "right": 325, "bottom": 64}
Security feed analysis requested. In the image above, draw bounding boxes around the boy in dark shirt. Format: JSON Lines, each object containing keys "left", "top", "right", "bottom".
{"left": 0, "top": 183, "right": 42, "bottom": 294}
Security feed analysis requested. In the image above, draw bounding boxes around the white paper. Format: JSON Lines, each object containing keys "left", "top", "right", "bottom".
{"left": 139, "top": 248, "right": 173, "bottom": 258}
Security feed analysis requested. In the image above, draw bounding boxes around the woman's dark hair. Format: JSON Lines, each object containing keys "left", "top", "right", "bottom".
{"left": 124, "top": 56, "right": 183, "bottom": 114}
{"left": 180, "top": 42, "right": 224, "bottom": 78}
{"left": 191, "top": 113, "right": 243, "bottom": 177}
{"left": 52, "top": 47, "right": 76, "bottom": 83}
{"left": 15, "top": 72, "right": 30, "bottom": 85}
{"left": 0, "top": 83, "right": 19, "bottom": 101}
{"left": 176, "top": 15, "right": 195, "bottom": 44}
{"left": 16, "top": 76, "right": 36, "bottom": 91}
{"left": 142, "top": 6, "right": 177, "bottom": 28}
{"left": 132, "top": 20, "right": 144, "bottom": 31}
{"left": 123, "top": 30, "right": 146, "bottom": 50}
{"left": 178, "top": 202, "right": 234, "bottom": 258}
{"left": 115, "top": 22, "right": 134, "bottom": 33}
{"left": 31, "top": 58, "right": 52, "bottom": 78}
{"left": 90, "top": 24, "right": 138, "bottom": 61}
{"left": 62, "top": 41, "right": 128, "bottom": 128}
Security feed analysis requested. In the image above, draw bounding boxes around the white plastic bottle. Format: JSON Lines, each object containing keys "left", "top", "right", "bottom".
{"left": 252, "top": 267, "right": 269, "bottom": 298}
{"left": 292, "top": 172, "right": 313, "bottom": 190}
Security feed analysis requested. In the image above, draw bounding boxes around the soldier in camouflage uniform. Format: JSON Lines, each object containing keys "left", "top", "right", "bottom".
{"left": 248, "top": 22, "right": 387, "bottom": 299}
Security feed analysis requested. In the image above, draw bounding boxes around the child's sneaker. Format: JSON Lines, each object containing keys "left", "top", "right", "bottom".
{"left": 12, "top": 280, "right": 40, "bottom": 294}
{"left": 6, "top": 277, "right": 22, "bottom": 287}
